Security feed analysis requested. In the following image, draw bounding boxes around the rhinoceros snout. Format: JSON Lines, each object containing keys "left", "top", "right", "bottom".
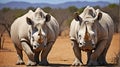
{"left": 81, "top": 44, "right": 95, "bottom": 51}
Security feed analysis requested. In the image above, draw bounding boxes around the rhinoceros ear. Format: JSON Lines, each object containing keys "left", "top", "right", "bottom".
{"left": 26, "top": 17, "right": 34, "bottom": 25}
{"left": 74, "top": 12, "right": 82, "bottom": 22}
{"left": 97, "top": 12, "right": 102, "bottom": 20}
{"left": 95, "top": 9, "right": 102, "bottom": 20}
{"left": 45, "top": 14, "right": 51, "bottom": 22}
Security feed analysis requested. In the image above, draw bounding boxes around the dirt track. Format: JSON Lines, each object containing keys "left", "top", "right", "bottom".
{"left": 0, "top": 33, "right": 119, "bottom": 66}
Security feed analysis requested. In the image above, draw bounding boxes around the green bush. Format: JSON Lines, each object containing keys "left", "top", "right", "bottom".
{"left": 108, "top": 4, "right": 118, "bottom": 8}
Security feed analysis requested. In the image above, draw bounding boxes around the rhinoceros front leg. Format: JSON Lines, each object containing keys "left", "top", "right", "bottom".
{"left": 14, "top": 44, "right": 25, "bottom": 65}
{"left": 97, "top": 38, "right": 112, "bottom": 65}
{"left": 34, "top": 50, "right": 41, "bottom": 64}
{"left": 97, "top": 49, "right": 107, "bottom": 65}
{"left": 88, "top": 39, "right": 107, "bottom": 66}
{"left": 40, "top": 42, "right": 54, "bottom": 65}
{"left": 87, "top": 51, "right": 92, "bottom": 65}
{"left": 71, "top": 40, "right": 83, "bottom": 66}
{"left": 21, "top": 41, "right": 36, "bottom": 66}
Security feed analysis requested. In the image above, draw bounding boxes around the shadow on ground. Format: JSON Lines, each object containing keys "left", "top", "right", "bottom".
{"left": 39, "top": 63, "right": 71, "bottom": 66}
{"left": 82, "top": 63, "right": 118, "bottom": 66}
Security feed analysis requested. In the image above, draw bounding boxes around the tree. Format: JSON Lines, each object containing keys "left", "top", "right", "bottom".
{"left": 49, "top": 9, "right": 72, "bottom": 35}
{"left": 26, "top": 7, "right": 36, "bottom": 11}
{"left": 68, "top": 6, "right": 78, "bottom": 13}
{"left": 43, "top": 7, "right": 52, "bottom": 13}
{"left": 108, "top": 4, "right": 118, "bottom": 8}
{"left": 2, "top": 7, "right": 11, "bottom": 13}
{"left": 0, "top": 24, "right": 5, "bottom": 49}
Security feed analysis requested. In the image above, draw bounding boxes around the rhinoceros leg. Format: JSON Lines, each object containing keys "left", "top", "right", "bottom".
{"left": 88, "top": 39, "right": 107, "bottom": 66}
{"left": 34, "top": 51, "right": 41, "bottom": 64}
{"left": 87, "top": 51, "right": 92, "bottom": 65}
{"left": 14, "top": 44, "right": 25, "bottom": 65}
{"left": 40, "top": 42, "right": 54, "bottom": 65}
{"left": 97, "top": 39, "right": 112, "bottom": 65}
{"left": 71, "top": 40, "right": 83, "bottom": 66}
{"left": 21, "top": 42, "right": 36, "bottom": 66}
{"left": 97, "top": 49, "right": 107, "bottom": 65}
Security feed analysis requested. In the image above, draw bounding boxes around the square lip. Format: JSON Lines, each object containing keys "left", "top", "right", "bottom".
{"left": 81, "top": 45, "right": 94, "bottom": 51}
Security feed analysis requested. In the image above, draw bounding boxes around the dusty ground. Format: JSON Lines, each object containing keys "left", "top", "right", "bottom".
{"left": 0, "top": 33, "right": 119, "bottom": 66}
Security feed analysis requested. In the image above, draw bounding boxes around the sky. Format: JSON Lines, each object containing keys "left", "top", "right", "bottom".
{"left": 0, "top": 0, "right": 119, "bottom": 4}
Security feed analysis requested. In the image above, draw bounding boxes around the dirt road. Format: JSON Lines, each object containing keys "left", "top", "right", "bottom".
{"left": 0, "top": 33, "right": 119, "bottom": 66}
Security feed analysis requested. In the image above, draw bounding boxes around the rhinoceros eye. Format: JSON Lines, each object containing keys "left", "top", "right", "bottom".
{"left": 78, "top": 35, "right": 81, "bottom": 39}
{"left": 32, "top": 36, "right": 34, "bottom": 41}
{"left": 79, "top": 35, "right": 81, "bottom": 37}
{"left": 33, "top": 27, "right": 38, "bottom": 31}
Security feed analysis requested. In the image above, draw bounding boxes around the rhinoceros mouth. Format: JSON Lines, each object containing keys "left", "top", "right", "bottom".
{"left": 82, "top": 48, "right": 92, "bottom": 51}
{"left": 81, "top": 45, "right": 94, "bottom": 51}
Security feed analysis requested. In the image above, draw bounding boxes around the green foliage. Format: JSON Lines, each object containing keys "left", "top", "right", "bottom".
{"left": 68, "top": 6, "right": 78, "bottom": 13}
{"left": 78, "top": 7, "right": 84, "bottom": 13}
{"left": 2, "top": 7, "right": 11, "bottom": 13}
{"left": 26, "top": 7, "right": 36, "bottom": 11}
{"left": 93, "top": 6, "right": 100, "bottom": 9}
{"left": 13, "top": 9, "right": 27, "bottom": 19}
{"left": 108, "top": 4, "right": 118, "bottom": 8}
{"left": 43, "top": 7, "right": 52, "bottom": 13}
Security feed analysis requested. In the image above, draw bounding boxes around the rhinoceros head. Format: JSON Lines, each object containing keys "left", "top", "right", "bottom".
{"left": 26, "top": 8, "right": 51, "bottom": 50}
{"left": 74, "top": 6, "right": 102, "bottom": 51}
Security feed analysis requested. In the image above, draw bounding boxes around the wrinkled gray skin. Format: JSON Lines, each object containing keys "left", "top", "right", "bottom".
{"left": 10, "top": 8, "right": 59, "bottom": 66}
{"left": 69, "top": 6, "right": 114, "bottom": 66}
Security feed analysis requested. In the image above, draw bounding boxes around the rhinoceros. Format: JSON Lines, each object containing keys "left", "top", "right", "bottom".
{"left": 69, "top": 6, "right": 114, "bottom": 66}
{"left": 10, "top": 8, "right": 59, "bottom": 66}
